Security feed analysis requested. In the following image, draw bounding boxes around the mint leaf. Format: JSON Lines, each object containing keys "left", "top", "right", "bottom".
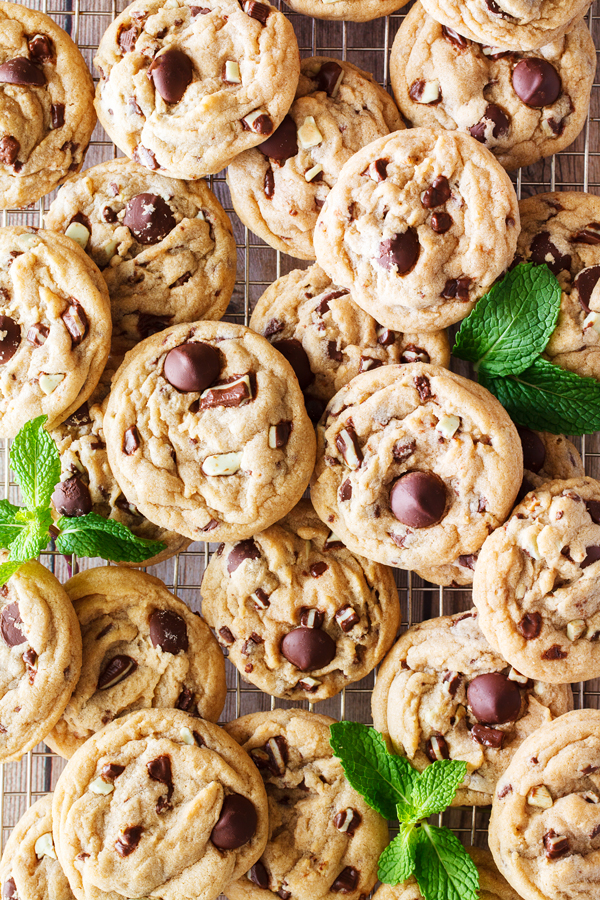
{"left": 329, "top": 722, "right": 418, "bottom": 820}
{"left": 415, "top": 825, "right": 479, "bottom": 900}
{"left": 55, "top": 513, "right": 166, "bottom": 563}
{"left": 453, "top": 263, "right": 561, "bottom": 376}
{"left": 8, "top": 508, "right": 52, "bottom": 562}
{"left": 0, "top": 500, "right": 26, "bottom": 548}
{"left": 479, "top": 358, "right": 600, "bottom": 435}
{"left": 410, "top": 760, "right": 467, "bottom": 820}
{"left": 378, "top": 823, "right": 418, "bottom": 885}
{"left": 0, "top": 559, "right": 24, "bottom": 586}
{"left": 10, "top": 415, "right": 61, "bottom": 510}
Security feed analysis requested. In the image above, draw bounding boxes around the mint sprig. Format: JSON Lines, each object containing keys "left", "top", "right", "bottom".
{"left": 56, "top": 512, "right": 165, "bottom": 563}
{"left": 453, "top": 262, "right": 600, "bottom": 435}
{"left": 329, "top": 722, "right": 478, "bottom": 900}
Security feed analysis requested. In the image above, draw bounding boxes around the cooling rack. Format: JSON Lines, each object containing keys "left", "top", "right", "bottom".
{"left": 1, "top": 0, "right": 600, "bottom": 867}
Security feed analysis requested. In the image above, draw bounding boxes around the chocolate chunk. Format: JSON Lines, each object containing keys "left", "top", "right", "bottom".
{"left": 425, "top": 734, "right": 450, "bottom": 762}
{"left": 377, "top": 328, "right": 395, "bottom": 346}
{"left": 211, "top": 794, "right": 257, "bottom": 849}
{"left": 147, "top": 755, "right": 173, "bottom": 805}
{"left": 64, "top": 402, "right": 90, "bottom": 426}
{"left": 327, "top": 341, "right": 343, "bottom": 362}
{"left": 62, "top": 300, "right": 88, "bottom": 346}
{"left": 458, "top": 553, "right": 477, "bottom": 570}
{"left": 244, "top": 0, "right": 270, "bottom": 23}
{"left": 582, "top": 546, "right": 600, "bottom": 569}
{"left": 485, "top": 0, "right": 508, "bottom": 14}
{"left": 512, "top": 59, "right": 561, "bottom": 108}
{"left": 257, "top": 114, "right": 298, "bottom": 164}
{"left": 544, "top": 830, "right": 569, "bottom": 860}
{"left": 305, "top": 395, "right": 326, "bottom": 423}
{"left": 3, "top": 879, "right": 16, "bottom": 900}
{"left": 0, "top": 603, "right": 25, "bottom": 646}
{"left": 51, "top": 475, "right": 92, "bottom": 517}
{"left": 572, "top": 223, "right": 600, "bottom": 245}
{"left": 175, "top": 687, "right": 196, "bottom": 712}
{"left": 575, "top": 265, "right": 600, "bottom": 311}
{"left": 331, "top": 868, "right": 359, "bottom": 893}
{"left": 115, "top": 825, "right": 143, "bottom": 857}
{"left": 123, "top": 193, "right": 176, "bottom": 244}
{"left": 163, "top": 342, "right": 220, "bottom": 392}
{"left": 249, "top": 862, "right": 270, "bottom": 889}
{"left": 0, "top": 316, "right": 20, "bottom": 363}
{"left": 149, "top": 609, "right": 188, "bottom": 654}
{"left": 278, "top": 890, "right": 291, "bottom": 900}
{"left": 191, "top": 6, "right": 211, "bottom": 14}
{"left": 409, "top": 80, "right": 440, "bottom": 104}
{"left": 148, "top": 49, "right": 193, "bottom": 104}
{"left": 467, "top": 673, "right": 521, "bottom": 724}
{"left": 471, "top": 724, "right": 503, "bottom": 748}
{"left": 254, "top": 735, "right": 288, "bottom": 775}
{"left": 280, "top": 626, "right": 336, "bottom": 671}
{"left": 421, "top": 175, "right": 451, "bottom": 208}
{"left": 100, "top": 763, "right": 125, "bottom": 780}
{"left": 264, "top": 319, "right": 284, "bottom": 339}
{"left": 333, "top": 808, "right": 361, "bottom": 835}
{"left": 271, "top": 421, "right": 292, "bottom": 448}
{"left": 300, "top": 608, "right": 324, "bottom": 628}
{"left": 358, "top": 356, "right": 383, "bottom": 373}
{"left": 310, "top": 561, "right": 328, "bottom": 578}
{"left": 273, "top": 339, "right": 314, "bottom": 389}
{"left": 340, "top": 479, "right": 352, "bottom": 501}
{"left": 219, "top": 626, "right": 235, "bottom": 645}
{"left": 415, "top": 374, "right": 432, "bottom": 401}
{"left": 587, "top": 500, "right": 600, "bottom": 524}
{"left": 315, "top": 61, "right": 343, "bottom": 96}
{"left": 0, "top": 137, "right": 19, "bottom": 166}
{"left": 516, "top": 426, "right": 546, "bottom": 473}
{"left": 199, "top": 374, "right": 253, "bottom": 408}
{"left": 123, "top": 426, "right": 140, "bottom": 455}
{"left": 137, "top": 313, "right": 172, "bottom": 339}
{"left": 228, "top": 539, "right": 261, "bottom": 573}
{"left": 400, "top": 346, "right": 430, "bottom": 364}
{"left": 529, "top": 231, "right": 571, "bottom": 275}
{"left": 430, "top": 212, "right": 453, "bottom": 234}
{"left": 469, "top": 103, "right": 510, "bottom": 143}
{"left": 133, "top": 144, "right": 159, "bottom": 170}
{"left": 390, "top": 471, "right": 446, "bottom": 528}
{"left": 118, "top": 24, "right": 139, "bottom": 53}
{"left": 97, "top": 655, "right": 138, "bottom": 690}
{"left": 393, "top": 439, "right": 416, "bottom": 462}
{"left": 264, "top": 167, "right": 275, "bottom": 198}
{"left": 335, "top": 605, "right": 359, "bottom": 632}
{"left": 517, "top": 612, "right": 542, "bottom": 639}
{"left": 541, "top": 644, "right": 568, "bottom": 660}
{"left": 377, "top": 230, "right": 420, "bottom": 274}
{"left": 335, "top": 424, "right": 362, "bottom": 468}
{"left": 0, "top": 57, "right": 46, "bottom": 85}
{"left": 441, "top": 25, "right": 469, "bottom": 48}
{"left": 442, "top": 277, "right": 471, "bottom": 300}
{"left": 28, "top": 34, "right": 54, "bottom": 61}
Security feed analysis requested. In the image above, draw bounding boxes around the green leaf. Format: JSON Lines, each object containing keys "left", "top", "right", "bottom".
{"left": 8, "top": 508, "right": 52, "bottom": 562}
{"left": 479, "top": 358, "right": 600, "bottom": 435}
{"left": 410, "top": 760, "right": 467, "bottom": 820}
{"left": 10, "top": 415, "right": 61, "bottom": 510}
{"left": 0, "top": 500, "right": 26, "bottom": 549}
{"left": 0, "top": 559, "right": 24, "bottom": 586}
{"left": 453, "top": 263, "right": 561, "bottom": 376}
{"left": 377, "top": 823, "right": 418, "bottom": 885}
{"left": 329, "top": 722, "right": 418, "bottom": 820}
{"left": 415, "top": 825, "right": 479, "bottom": 900}
{"left": 55, "top": 512, "right": 166, "bottom": 563}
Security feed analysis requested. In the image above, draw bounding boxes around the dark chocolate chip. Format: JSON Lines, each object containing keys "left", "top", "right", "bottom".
{"left": 51, "top": 475, "right": 92, "bottom": 517}
{"left": 315, "top": 61, "right": 343, "bottom": 96}
{"left": 0, "top": 137, "right": 19, "bottom": 166}
{"left": 441, "top": 25, "right": 469, "bottom": 48}
{"left": 147, "top": 755, "right": 173, "bottom": 803}
{"left": 264, "top": 319, "right": 284, "bottom": 339}
{"left": 575, "top": 265, "right": 600, "bottom": 311}
{"left": 541, "top": 644, "right": 568, "bottom": 660}
{"left": 305, "top": 395, "right": 326, "bottom": 423}
{"left": 582, "top": 546, "right": 600, "bottom": 569}
{"left": 227, "top": 539, "right": 261, "bottom": 573}
{"left": 469, "top": 103, "right": 510, "bottom": 143}
{"left": 421, "top": 175, "right": 451, "bottom": 208}
{"left": 415, "top": 374, "right": 432, "bottom": 401}
{"left": 100, "top": 763, "right": 125, "bottom": 780}
{"left": 442, "top": 277, "right": 471, "bottom": 300}
{"left": 258, "top": 115, "right": 298, "bottom": 161}
{"left": 358, "top": 356, "right": 383, "bottom": 373}
{"left": 471, "top": 724, "right": 503, "bottom": 748}
{"left": 244, "top": 0, "right": 270, "bottom": 22}
{"left": 211, "top": 794, "right": 257, "bottom": 849}
{"left": 458, "top": 553, "right": 477, "bottom": 570}
{"left": 115, "top": 825, "right": 144, "bottom": 857}
{"left": 175, "top": 686, "right": 196, "bottom": 712}
{"left": 271, "top": 421, "right": 292, "bottom": 448}
{"left": 149, "top": 609, "right": 188, "bottom": 654}
{"left": 219, "top": 626, "right": 235, "bottom": 645}
{"left": 430, "top": 212, "right": 453, "bottom": 234}
{"left": 148, "top": 49, "right": 193, "bottom": 104}
{"left": 377, "top": 230, "right": 420, "bottom": 274}
{"left": 97, "top": 655, "right": 138, "bottom": 690}
{"left": 280, "top": 626, "right": 336, "bottom": 671}
{"left": 118, "top": 24, "right": 139, "bottom": 54}
{"left": 371, "top": 158, "right": 388, "bottom": 182}
{"left": 28, "top": 34, "right": 54, "bottom": 61}
{"left": 0, "top": 57, "right": 46, "bottom": 86}
{"left": 529, "top": 231, "right": 571, "bottom": 275}
{"left": 517, "top": 612, "right": 542, "bottom": 639}
{"left": 340, "top": 479, "right": 352, "bottom": 501}
{"left": 123, "top": 193, "right": 176, "bottom": 244}
{"left": 64, "top": 402, "right": 90, "bottom": 426}
{"left": 400, "top": 346, "right": 430, "bottom": 364}
{"left": 0, "top": 603, "right": 25, "bottom": 647}
{"left": 273, "top": 339, "right": 314, "bottom": 389}
{"left": 249, "top": 862, "right": 270, "bottom": 889}
{"left": 0, "top": 316, "right": 20, "bottom": 363}
{"left": 516, "top": 426, "right": 546, "bottom": 473}
{"left": 377, "top": 328, "right": 395, "bottom": 346}
{"left": 62, "top": 300, "right": 88, "bottom": 346}
{"left": 163, "top": 342, "right": 221, "bottom": 392}
{"left": 512, "top": 59, "right": 561, "bottom": 108}
{"left": 310, "top": 561, "right": 328, "bottom": 578}
{"left": 390, "top": 471, "right": 446, "bottom": 528}
{"left": 242, "top": 113, "right": 273, "bottom": 135}
{"left": 264, "top": 167, "right": 275, "bottom": 198}
{"left": 467, "top": 673, "right": 521, "bottom": 724}
{"left": 123, "top": 426, "right": 140, "bottom": 455}
{"left": 331, "top": 867, "right": 359, "bottom": 893}
{"left": 327, "top": 340, "right": 343, "bottom": 362}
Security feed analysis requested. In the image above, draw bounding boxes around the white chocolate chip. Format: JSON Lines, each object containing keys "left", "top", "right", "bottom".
{"left": 89, "top": 776, "right": 114, "bottom": 795}
{"left": 268, "top": 425, "right": 278, "bottom": 449}
{"left": 305, "top": 164, "right": 323, "bottom": 182}
{"left": 34, "top": 833, "right": 57, "bottom": 860}
{"left": 517, "top": 524, "right": 543, "bottom": 560}
{"left": 418, "top": 80, "right": 440, "bottom": 104}
{"left": 39, "top": 373, "right": 65, "bottom": 395}
{"left": 164, "top": 0, "right": 179, "bottom": 7}
{"left": 17, "top": 233, "right": 39, "bottom": 249}
{"left": 298, "top": 116, "right": 322, "bottom": 149}
{"left": 180, "top": 727, "right": 194, "bottom": 745}
{"left": 436, "top": 414, "right": 460, "bottom": 439}
{"left": 481, "top": 46, "right": 500, "bottom": 56}
{"left": 508, "top": 667, "right": 528, "bottom": 684}
{"left": 101, "top": 239, "right": 119, "bottom": 260}
{"left": 567, "top": 619, "right": 586, "bottom": 641}
{"left": 65, "top": 222, "right": 90, "bottom": 249}
{"left": 196, "top": 209, "right": 205, "bottom": 221}
{"left": 202, "top": 451, "right": 242, "bottom": 476}
{"left": 298, "top": 676, "right": 320, "bottom": 688}
{"left": 304, "top": 539, "right": 311, "bottom": 560}
{"left": 527, "top": 785, "right": 553, "bottom": 808}
{"left": 225, "top": 61, "right": 241, "bottom": 83}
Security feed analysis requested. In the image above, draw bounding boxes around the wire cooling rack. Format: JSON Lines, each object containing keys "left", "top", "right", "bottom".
{"left": 2, "top": 0, "right": 600, "bottom": 866}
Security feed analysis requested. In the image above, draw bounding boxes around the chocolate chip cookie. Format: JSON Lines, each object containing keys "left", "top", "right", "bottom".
{"left": 94, "top": 0, "right": 300, "bottom": 179}
{"left": 490, "top": 708, "right": 600, "bottom": 900}
{"left": 104, "top": 321, "right": 316, "bottom": 544}
{"left": 0, "top": 556, "right": 82, "bottom": 763}
{"left": 45, "top": 566, "right": 226, "bottom": 759}
{"left": 281, "top": 0, "right": 408, "bottom": 22}
{"left": 390, "top": 5, "right": 595, "bottom": 172}
{"left": 313, "top": 129, "right": 519, "bottom": 332}
{"left": 473, "top": 476, "right": 600, "bottom": 683}
{"left": 52, "top": 709, "right": 269, "bottom": 900}
{"left": 517, "top": 192, "right": 600, "bottom": 382}
{"left": 45, "top": 158, "right": 236, "bottom": 391}
{"left": 224, "top": 710, "right": 388, "bottom": 900}
{"left": 372, "top": 610, "right": 572, "bottom": 806}
{"left": 227, "top": 57, "right": 403, "bottom": 261}
{"left": 249, "top": 264, "right": 450, "bottom": 424}
{"left": 0, "top": 795, "right": 74, "bottom": 900}
{"left": 419, "top": 0, "right": 593, "bottom": 51}
{"left": 0, "top": 227, "right": 111, "bottom": 436}
{"left": 310, "top": 363, "right": 523, "bottom": 571}
{"left": 201, "top": 499, "right": 399, "bottom": 701}
{"left": 0, "top": 1, "right": 96, "bottom": 209}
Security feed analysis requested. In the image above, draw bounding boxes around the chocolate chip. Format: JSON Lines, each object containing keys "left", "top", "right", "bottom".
{"left": 273, "top": 339, "right": 314, "bottom": 389}
{"left": 575, "top": 265, "right": 600, "bottom": 311}
{"left": 97, "top": 655, "right": 138, "bottom": 690}
{"left": 458, "top": 553, "right": 477, "bottom": 570}
{"left": 377, "top": 328, "right": 395, "bottom": 346}
{"left": 190, "top": 6, "right": 210, "bottom": 13}
{"left": 471, "top": 724, "right": 503, "bottom": 748}
{"left": 242, "top": 113, "right": 273, "bottom": 135}
{"left": 100, "top": 763, "right": 125, "bottom": 780}
{"left": 253, "top": 735, "right": 288, "bottom": 775}
{"left": 118, "top": 24, "right": 139, "bottom": 53}
{"left": 227, "top": 539, "right": 261, "bottom": 573}
{"left": 390, "top": 471, "right": 446, "bottom": 528}
{"left": 123, "top": 193, "right": 176, "bottom": 244}
{"left": 587, "top": 500, "right": 600, "bottom": 524}
{"left": 149, "top": 609, "right": 188, "bottom": 654}
{"left": 335, "top": 605, "right": 359, "bottom": 632}
{"left": 305, "top": 395, "right": 326, "bottom": 423}
{"left": 331, "top": 868, "right": 359, "bottom": 893}
{"left": 310, "top": 561, "right": 328, "bottom": 578}
{"left": 0, "top": 316, "right": 20, "bottom": 363}
{"left": 582, "top": 546, "right": 600, "bottom": 569}
{"left": 512, "top": 59, "right": 561, "bottom": 108}
{"left": 400, "top": 346, "right": 430, "bottom": 364}
{"left": 264, "top": 318, "right": 284, "bottom": 338}
{"left": 422, "top": 176, "right": 451, "bottom": 208}
{"left": 271, "top": 421, "right": 292, "bottom": 448}
{"left": 175, "top": 687, "right": 196, "bottom": 712}
{"left": 0, "top": 603, "right": 25, "bottom": 646}
{"left": 485, "top": 0, "right": 507, "bottom": 14}
{"left": 147, "top": 754, "right": 173, "bottom": 807}
{"left": 516, "top": 426, "right": 546, "bottom": 473}
{"left": 62, "top": 300, "right": 88, "bottom": 346}
{"left": 358, "top": 356, "right": 382, "bottom": 373}
{"left": 541, "top": 644, "right": 568, "bottom": 660}
{"left": 64, "top": 402, "right": 90, "bottom": 426}
{"left": 425, "top": 734, "right": 450, "bottom": 761}
{"left": 249, "top": 862, "right": 270, "bottom": 889}
{"left": 442, "top": 277, "right": 471, "bottom": 300}
{"left": 0, "top": 137, "right": 19, "bottom": 166}
{"left": 244, "top": 0, "right": 270, "bottom": 23}
{"left": 148, "top": 49, "right": 193, "bottom": 104}
{"left": 377, "top": 230, "right": 420, "bottom": 274}
{"left": 333, "top": 808, "right": 361, "bottom": 835}
{"left": 467, "top": 673, "right": 521, "bottom": 724}
{"left": 258, "top": 115, "right": 298, "bottom": 161}
{"left": 517, "top": 612, "right": 542, "bottom": 639}
{"left": 371, "top": 158, "right": 388, "bottom": 182}
{"left": 393, "top": 439, "right": 416, "bottom": 462}
{"left": 430, "top": 212, "right": 453, "bottom": 234}
{"left": 469, "top": 103, "right": 510, "bottom": 143}
{"left": 123, "top": 426, "right": 140, "bottom": 455}
{"left": 137, "top": 313, "right": 172, "bottom": 339}
{"left": 340, "top": 479, "right": 352, "bottom": 501}
{"left": 3, "top": 880, "right": 16, "bottom": 900}
{"left": 300, "top": 608, "right": 324, "bottom": 628}
{"left": 414, "top": 374, "right": 432, "bottom": 401}
{"left": 529, "top": 232, "right": 571, "bottom": 275}
{"left": 409, "top": 80, "right": 440, "bottom": 104}
{"left": 199, "top": 374, "right": 254, "bottom": 408}
{"left": 544, "top": 830, "right": 570, "bottom": 860}
{"left": 335, "top": 423, "right": 362, "bottom": 468}
{"left": 572, "top": 223, "right": 600, "bottom": 245}
{"left": 211, "top": 794, "right": 257, "bottom": 849}
{"left": 441, "top": 25, "right": 469, "bottom": 48}
{"left": 281, "top": 626, "right": 336, "bottom": 671}
{"left": 133, "top": 144, "right": 159, "bottom": 170}
{"left": 327, "top": 341, "right": 343, "bottom": 362}
{"left": 219, "top": 626, "right": 235, "bottom": 645}
{"left": 315, "top": 61, "right": 343, "bottom": 96}
{"left": 51, "top": 476, "right": 92, "bottom": 517}
{"left": 0, "top": 57, "right": 45, "bottom": 85}
{"left": 115, "top": 825, "right": 143, "bottom": 857}
{"left": 264, "top": 167, "right": 275, "bottom": 198}
{"left": 163, "top": 342, "right": 220, "bottom": 392}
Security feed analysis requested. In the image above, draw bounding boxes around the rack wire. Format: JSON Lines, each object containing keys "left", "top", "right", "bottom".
{"left": 1, "top": 0, "right": 600, "bottom": 866}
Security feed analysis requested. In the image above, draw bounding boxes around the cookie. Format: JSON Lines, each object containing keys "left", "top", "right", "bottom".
{"left": 281, "top": 0, "right": 408, "bottom": 22}
{"left": 50, "top": 398, "right": 190, "bottom": 568}
{"left": 249, "top": 265, "right": 450, "bottom": 423}
{"left": 517, "top": 192, "right": 600, "bottom": 382}
{"left": 45, "top": 566, "right": 226, "bottom": 759}
{"left": 310, "top": 363, "right": 523, "bottom": 571}
{"left": 490, "top": 708, "right": 600, "bottom": 900}
{"left": 227, "top": 58, "right": 403, "bottom": 261}
{"left": 45, "top": 158, "right": 236, "bottom": 390}
{"left": 52, "top": 709, "right": 269, "bottom": 900}
{"left": 419, "top": 0, "right": 593, "bottom": 51}
{"left": 223, "top": 710, "right": 389, "bottom": 900}
{"left": 372, "top": 847, "right": 523, "bottom": 900}
{"left": 473, "top": 476, "right": 600, "bottom": 684}
{"left": 0, "top": 227, "right": 111, "bottom": 437}
{"left": 201, "top": 499, "right": 399, "bottom": 701}
{"left": 390, "top": 5, "right": 595, "bottom": 172}
{"left": 414, "top": 428, "right": 584, "bottom": 587}
{"left": 0, "top": 1, "right": 96, "bottom": 209}
{"left": 0, "top": 556, "right": 82, "bottom": 763}
{"left": 0, "top": 795, "right": 74, "bottom": 900}
{"left": 104, "top": 321, "right": 316, "bottom": 544}
{"left": 94, "top": 0, "right": 300, "bottom": 179}
{"left": 372, "top": 610, "right": 572, "bottom": 806}
{"left": 313, "top": 129, "right": 520, "bottom": 333}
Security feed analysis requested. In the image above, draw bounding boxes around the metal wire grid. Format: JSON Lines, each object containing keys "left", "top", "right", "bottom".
{"left": 0, "top": 0, "right": 600, "bottom": 864}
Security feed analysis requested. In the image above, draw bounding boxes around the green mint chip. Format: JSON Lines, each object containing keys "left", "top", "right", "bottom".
{"left": 480, "top": 357, "right": 600, "bottom": 435}
{"left": 409, "top": 760, "right": 467, "bottom": 821}
{"left": 377, "top": 823, "right": 418, "bottom": 885}
{"left": 453, "top": 263, "right": 561, "bottom": 376}
{"left": 9, "top": 415, "right": 61, "bottom": 511}
{"left": 55, "top": 512, "right": 166, "bottom": 563}
{"left": 415, "top": 825, "right": 479, "bottom": 900}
